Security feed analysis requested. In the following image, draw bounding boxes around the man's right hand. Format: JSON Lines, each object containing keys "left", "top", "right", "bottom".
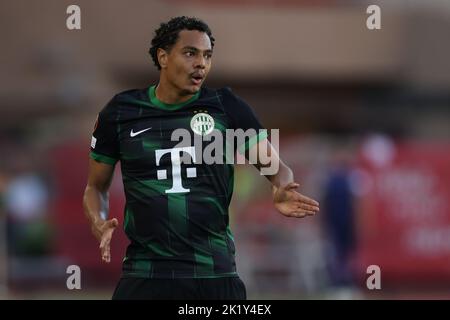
{"left": 91, "top": 218, "right": 119, "bottom": 263}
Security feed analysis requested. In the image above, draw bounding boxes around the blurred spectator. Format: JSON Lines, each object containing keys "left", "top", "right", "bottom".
{"left": 3, "top": 151, "right": 53, "bottom": 257}
{"left": 322, "top": 144, "right": 356, "bottom": 289}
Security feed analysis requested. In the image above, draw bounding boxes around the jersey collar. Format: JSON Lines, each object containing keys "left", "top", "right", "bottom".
{"left": 148, "top": 85, "right": 200, "bottom": 110}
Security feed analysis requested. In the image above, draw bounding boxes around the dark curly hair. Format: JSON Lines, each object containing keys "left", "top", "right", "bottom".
{"left": 149, "top": 16, "right": 215, "bottom": 70}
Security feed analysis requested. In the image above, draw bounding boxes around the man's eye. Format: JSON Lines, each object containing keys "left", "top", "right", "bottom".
{"left": 205, "top": 54, "right": 212, "bottom": 59}
{"left": 185, "top": 51, "right": 195, "bottom": 57}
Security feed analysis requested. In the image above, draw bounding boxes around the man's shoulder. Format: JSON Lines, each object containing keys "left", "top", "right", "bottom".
{"left": 101, "top": 88, "right": 147, "bottom": 112}
{"left": 202, "top": 86, "right": 233, "bottom": 94}
{"left": 200, "top": 86, "right": 236, "bottom": 103}
{"left": 113, "top": 88, "right": 148, "bottom": 103}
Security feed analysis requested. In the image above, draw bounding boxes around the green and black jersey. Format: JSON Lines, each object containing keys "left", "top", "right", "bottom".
{"left": 90, "top": 85, "right": 267, "bottom": 279}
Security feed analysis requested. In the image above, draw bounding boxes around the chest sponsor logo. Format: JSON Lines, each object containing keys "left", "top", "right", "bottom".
{"left": 155, "top": 146, "right": 197, "bottom": 193}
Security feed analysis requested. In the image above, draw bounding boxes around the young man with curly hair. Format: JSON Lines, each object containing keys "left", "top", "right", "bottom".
{"left": 83, "top": 16, "right": 319, "bottom": 300}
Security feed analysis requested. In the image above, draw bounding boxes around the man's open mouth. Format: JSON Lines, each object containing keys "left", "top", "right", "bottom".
{"left": 190, "top": 73, "right": 204, "bottom": 85}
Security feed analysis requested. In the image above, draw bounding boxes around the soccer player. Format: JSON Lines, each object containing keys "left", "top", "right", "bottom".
{"left": 83, "top": 16, "right": 319, "bottom": 300}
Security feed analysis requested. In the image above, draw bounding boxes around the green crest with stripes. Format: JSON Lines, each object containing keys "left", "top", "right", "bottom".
{"left": 190, "top": 112, "right": 215, "bottom": 136}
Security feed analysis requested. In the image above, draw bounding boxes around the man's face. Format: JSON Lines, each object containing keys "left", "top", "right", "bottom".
{"left": 159, "top": 30, "right": 213, "bottom": 95}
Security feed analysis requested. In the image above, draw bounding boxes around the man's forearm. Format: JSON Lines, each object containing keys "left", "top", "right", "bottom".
{"left": 253, "top": 139, "right": 294, "bottom": 189}
{"left": 83, "top": 185, "right": 109, "bottom": 229}
{"left": 267, "top": 161, "right": 294, "bottom": 189}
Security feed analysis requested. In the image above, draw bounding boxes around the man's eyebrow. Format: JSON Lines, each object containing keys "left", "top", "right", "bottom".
{"left": 182, "top": 46, "right": 213, "bottom": 53}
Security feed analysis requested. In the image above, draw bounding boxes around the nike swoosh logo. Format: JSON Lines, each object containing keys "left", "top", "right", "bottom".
{"left": 130, "top": 127, "right": 152, "bottom": 137}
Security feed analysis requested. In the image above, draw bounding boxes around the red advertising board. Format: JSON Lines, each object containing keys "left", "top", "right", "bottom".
{"left": 355, "top": 141, "right": 450, "bottom": 285}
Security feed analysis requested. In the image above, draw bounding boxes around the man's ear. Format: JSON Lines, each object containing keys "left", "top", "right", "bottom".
{"left": 157, "top": 48, "right": 168, "bottom": 69}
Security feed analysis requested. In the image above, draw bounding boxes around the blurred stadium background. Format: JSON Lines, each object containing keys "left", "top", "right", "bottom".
{"left": 1, "top": 0, "right": 450, "bottom": 299}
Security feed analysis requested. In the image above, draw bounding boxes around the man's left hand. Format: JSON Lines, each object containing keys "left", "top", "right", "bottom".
{"left": 272, "top": 182, "right": 319, "bottom": 218}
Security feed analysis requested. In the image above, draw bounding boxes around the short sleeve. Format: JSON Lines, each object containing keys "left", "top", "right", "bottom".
{"left": 89, "top": 98, "right": 119, "bottom": 165}
{"left": 221, "top": 87, "right": 268, "bottom": 155}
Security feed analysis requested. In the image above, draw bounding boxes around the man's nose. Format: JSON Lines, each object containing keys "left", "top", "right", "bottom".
{"left": 194, "top": 55, "right": 206, "bottom": 69}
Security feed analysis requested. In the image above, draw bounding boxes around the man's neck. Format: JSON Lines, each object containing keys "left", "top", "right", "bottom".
{"left": 155, "top": 77, "right": 195, "bottom": 105}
